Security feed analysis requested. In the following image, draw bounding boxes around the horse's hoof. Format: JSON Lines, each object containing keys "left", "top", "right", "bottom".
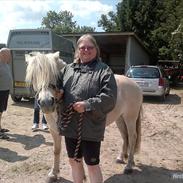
{"left": 124, "top": 168, "right": 133, "bottom": 174}
{"left": 47, "top": 172, "right": 58, "bottom": 183}
{"left": 116, "top": 158, "right": 125, "bottom": 164}
{"left": 46, "top": 177, "right": 57, "bottom": 183}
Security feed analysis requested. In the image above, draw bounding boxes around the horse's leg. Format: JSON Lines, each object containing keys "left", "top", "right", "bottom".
{"left": 115, "top": 116, "right": 128, "bottom": 164}
{"left": 48, "top": 128, "right": 62, "bottom": 179}
{"left": 123, "top": 117, "right": 137, "bottom": 174}
{"left": 44, "top": 113, "right": 61, "bottom": 180}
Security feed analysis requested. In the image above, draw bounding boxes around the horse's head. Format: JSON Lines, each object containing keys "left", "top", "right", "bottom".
{"left": 25, "top": 51, "right": 66, "bottom": 113}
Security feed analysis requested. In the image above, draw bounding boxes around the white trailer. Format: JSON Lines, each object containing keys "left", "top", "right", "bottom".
{"left": 7, "top": 29, "right": 74, "bottom": 102}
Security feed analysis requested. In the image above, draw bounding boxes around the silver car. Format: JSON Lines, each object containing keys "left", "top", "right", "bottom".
{"left": 126, "top": 65, "right": 170, "bottom": 101}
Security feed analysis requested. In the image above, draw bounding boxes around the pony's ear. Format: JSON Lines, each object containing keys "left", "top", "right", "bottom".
{"left": 25, "top": 54, "right": 32, "bottom": 63}
{"left": 53, "top": 51, "right": 60, "bottom": 59}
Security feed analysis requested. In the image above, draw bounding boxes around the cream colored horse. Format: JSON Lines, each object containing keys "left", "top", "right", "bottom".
{"left": 26, "top": 52, "right": 143, "bottom": 181}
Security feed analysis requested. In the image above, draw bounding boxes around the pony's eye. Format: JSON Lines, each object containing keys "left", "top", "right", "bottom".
{"left": 49, "top": 84, "right": 56, "bottom": 90}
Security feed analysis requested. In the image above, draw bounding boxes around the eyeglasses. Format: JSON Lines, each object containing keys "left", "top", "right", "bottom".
{"left": 79, "top": 46, "right": 95, "bottom": 51}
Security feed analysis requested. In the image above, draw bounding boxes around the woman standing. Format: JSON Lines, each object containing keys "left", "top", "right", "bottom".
{"left": 57, "top": 34, "right": 117, "bottom": 183}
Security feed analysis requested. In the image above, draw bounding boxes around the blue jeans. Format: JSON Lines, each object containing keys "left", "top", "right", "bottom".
{"left": 33, "top": 98, "right": 47, "bottom": 124}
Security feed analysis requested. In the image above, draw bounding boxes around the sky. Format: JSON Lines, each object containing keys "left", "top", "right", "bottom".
{"left": 0, "top": 0, "right": 120, "bottom": 44}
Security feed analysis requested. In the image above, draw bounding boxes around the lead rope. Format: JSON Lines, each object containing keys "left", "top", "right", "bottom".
{"left": 74, "top": 112, "right": 83, "bottom": 162}
{"left": 56, "top": 101, "right": 83, "bottom": 162}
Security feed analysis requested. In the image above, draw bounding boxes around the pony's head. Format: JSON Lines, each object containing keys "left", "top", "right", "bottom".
{"left": 26, "top": 51, "right": 66, "bottom": 113}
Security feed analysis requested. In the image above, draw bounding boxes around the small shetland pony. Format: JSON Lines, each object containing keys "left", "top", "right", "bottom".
{"left": 25, "top": 52, "right": 143, "bottom": 181}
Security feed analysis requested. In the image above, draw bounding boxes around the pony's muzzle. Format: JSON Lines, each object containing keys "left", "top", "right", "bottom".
{"left": 38, "top": 97, "right": 55, "bottom": 113}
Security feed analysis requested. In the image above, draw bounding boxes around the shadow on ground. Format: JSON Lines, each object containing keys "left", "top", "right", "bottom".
{"left": 7, "top": 133, "right": 53, "bottom": 150}
{"left": 143, "top": 94, "right": 181, "bottom": 105}
{"left": 46, "top": 177, "right": 73, "bottom": 183}
{"left": 0, "top": 147, "right": 28, "bottom": 162}
{"left": 0, "top": 133, "right": 53, "bottom": 162}
{"left": 104, "top": 164, "right": 183, "bottom": 183}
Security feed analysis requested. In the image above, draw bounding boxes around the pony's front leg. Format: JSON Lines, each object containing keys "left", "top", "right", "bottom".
{"left": 48, "top": 129, "right": 62, "bottom": 179}
{"left": 44, "top": 113, "right": 61, "bottom": 180}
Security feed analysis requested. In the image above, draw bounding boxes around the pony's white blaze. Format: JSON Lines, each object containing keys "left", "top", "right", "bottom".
{"left": 26, "top": 52, "right": 143, "bottom": 180}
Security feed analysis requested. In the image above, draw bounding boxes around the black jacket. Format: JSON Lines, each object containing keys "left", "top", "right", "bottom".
{"left": 57, "top": 59, "right": 117, "bottom": 141}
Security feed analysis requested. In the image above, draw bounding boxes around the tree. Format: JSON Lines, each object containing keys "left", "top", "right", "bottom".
{"left": 41, "top": 10, "right": 95, "bottom": 34}
{"left": 98, "top": 0, "right": 139, "bottom": 32}
{"left": 149, "top": 0, "right": 180, "bottom": 60}
{"left": 98, "top": 11, "right": 119, "bottom": 32}
{"left": 171, "top": 19, "right": 183, "bottom": 64}
{"left": 74, "top": 25, "right": 95, "bottom": 33}
{"left": 98, "top": 0, "right": 183, "bottom": 62}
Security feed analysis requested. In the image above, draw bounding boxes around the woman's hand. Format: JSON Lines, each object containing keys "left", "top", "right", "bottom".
{"left": 73, "top": 101, "right": 86, "bottom": 113}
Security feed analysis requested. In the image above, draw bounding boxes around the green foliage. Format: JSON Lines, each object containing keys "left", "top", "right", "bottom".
{"left": 98, "top": 0, "right": 183, "bottom": 63}
{"left": 98, "top": 12, "right": 119, "bottom": 32}
{"left": 75, "top": 25, "right": 95, "bottom": 33}
{"left": 41, "top": 10, "right": 95, "bottom": 34}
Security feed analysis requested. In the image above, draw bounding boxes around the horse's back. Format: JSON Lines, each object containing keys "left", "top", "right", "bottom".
{"left": 106, "top": 74, "right": 143, "bottom": 125}
{"left": 115, "top": 74, "right": 142, "bottom": 99}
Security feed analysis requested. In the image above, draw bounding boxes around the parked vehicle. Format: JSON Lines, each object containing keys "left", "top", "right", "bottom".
{"left": 126, "top": 65, "right": 170, "bottom": 101}
{"left": 7, "top": 29, "right": 74, "bottom": 102}
{"left": 164, "top": 67, "right": 183, "bottom": 86}
{"left": 158, "top": 60, "right": 183, "bottom": 86}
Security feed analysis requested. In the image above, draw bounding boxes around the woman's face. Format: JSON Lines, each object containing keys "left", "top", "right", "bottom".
{"left": 78, "top": 39, "right": 97, "bottom": 63}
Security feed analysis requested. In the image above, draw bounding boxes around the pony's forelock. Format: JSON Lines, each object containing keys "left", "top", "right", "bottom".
{"left": 26, "top": 52, "right": 65, "bottom": 91}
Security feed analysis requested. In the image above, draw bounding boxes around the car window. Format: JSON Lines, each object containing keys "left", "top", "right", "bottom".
{"left": 127, "top": 67, "right": 160, "bottom": 78}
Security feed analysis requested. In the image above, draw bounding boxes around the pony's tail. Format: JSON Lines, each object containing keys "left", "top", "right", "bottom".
{"left": 135, "top": 105, "right": 142, "bottom": 153}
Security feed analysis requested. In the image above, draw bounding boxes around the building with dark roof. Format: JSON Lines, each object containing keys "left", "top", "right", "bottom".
{"left": 63, "top": 32, "right": 151, "bottom": 74}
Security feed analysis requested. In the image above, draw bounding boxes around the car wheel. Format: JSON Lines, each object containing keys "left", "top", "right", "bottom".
{"left": 11, "top": 95, "right": 22, "bottom": 102}
{"left": 166, "top": 87, "right": 170, "bottom": 96}
{"left": 160, "top": 93, "right": 166, "bottom": 102}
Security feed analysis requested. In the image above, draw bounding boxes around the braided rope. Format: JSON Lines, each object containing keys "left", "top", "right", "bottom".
{"left": 74, "top": 112, "right": 83, "bottom": 162}
{"left": 56, "top": 102, "right": 83, "bottom": 162}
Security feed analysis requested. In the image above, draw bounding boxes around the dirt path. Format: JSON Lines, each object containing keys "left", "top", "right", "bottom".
{"left": 0, "top": 88, "right": 183, "bottom": 183}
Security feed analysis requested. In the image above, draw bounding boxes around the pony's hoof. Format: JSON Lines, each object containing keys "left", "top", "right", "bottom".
{"left": 116, "top": 158, "right": 125, "bottom": 164}
{"left": 48, "top": 171, "right": 58, "bottom": 182}
{"left": 46, "top": 176, "right": 57, "bottom": 183}
{"left": 124, "top": 168, "right": 133, "bottom": 174}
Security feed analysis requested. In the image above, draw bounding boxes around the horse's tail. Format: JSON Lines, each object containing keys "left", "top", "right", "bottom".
{"left": 135, "top": 105, "right": 142, "bottom": 153}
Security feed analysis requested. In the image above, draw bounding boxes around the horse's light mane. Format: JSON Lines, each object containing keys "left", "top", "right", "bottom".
{"left": 26, "top": 52, "right": 66, "bottom": 91}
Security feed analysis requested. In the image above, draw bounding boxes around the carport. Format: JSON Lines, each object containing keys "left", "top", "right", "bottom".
{"left": 63, "top": 32, "right": 151, "bottom": 74}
